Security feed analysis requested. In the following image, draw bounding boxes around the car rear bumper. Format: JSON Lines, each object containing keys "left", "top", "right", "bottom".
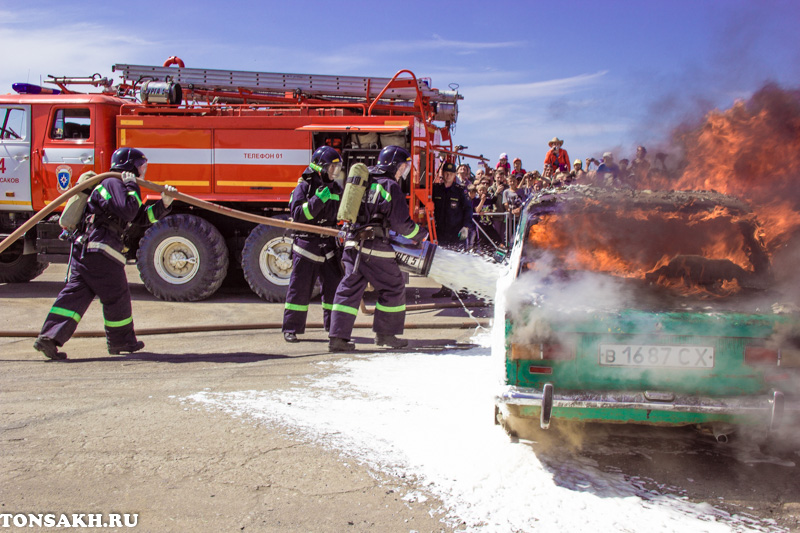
{"left": 496, "top": 385, "right": 797, "bottom": 430}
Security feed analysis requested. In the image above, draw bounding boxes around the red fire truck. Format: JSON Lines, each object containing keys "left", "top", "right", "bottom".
{"left": 0, "top": 59, "right": 472, "bottom": 301}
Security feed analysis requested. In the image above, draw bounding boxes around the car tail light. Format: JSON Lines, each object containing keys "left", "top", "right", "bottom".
{"left": 511, "top": 342, "right": 575, "bottom": 361}
{"left": 744, "top": 346, "right": 779, "bottom": 366}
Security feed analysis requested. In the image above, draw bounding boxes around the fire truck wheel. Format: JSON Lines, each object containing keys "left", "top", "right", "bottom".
{"left": 136, "top": 214, "right": 229, "bottom": 302}
{"left": 0, "top": 241, "right": 49, "bottom": 283}
{"left": 241, "top": 224, "right": 295, "bottom": 302}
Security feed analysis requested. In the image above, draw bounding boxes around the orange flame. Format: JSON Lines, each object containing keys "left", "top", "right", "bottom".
{"left": 639, "top": 84, "right": 800, "bottom": 254}
{"left": 525, "top": 204, "right": 760, "bottom": 298}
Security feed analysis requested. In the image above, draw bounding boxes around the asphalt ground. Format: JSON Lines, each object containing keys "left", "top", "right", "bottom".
{"left": 0, "top": 264, "right": 490, "bottom": 532}
{"left": 3, "top": 266, "right": 799, "bottom": 532}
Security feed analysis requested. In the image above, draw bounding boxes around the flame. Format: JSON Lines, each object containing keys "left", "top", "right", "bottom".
{"left": 639, "top": 84, "right": 800, "bottom": 254}
{"left": 525, "top": 203, "right": 761, "bottom": 298}
{"left": 529, "top": 84, "right": 800, "bottom": 299}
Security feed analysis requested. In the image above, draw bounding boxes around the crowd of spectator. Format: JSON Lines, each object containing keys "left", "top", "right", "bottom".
{"left": 431, "top": 138, "right": 666, "bottom": 255}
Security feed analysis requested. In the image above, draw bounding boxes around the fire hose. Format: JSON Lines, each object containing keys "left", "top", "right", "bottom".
{"left": 0, "top": 174, "right": 489, "bottom": 337}
{"left": 0, "top": 172, "right": 340, "bottom": 257}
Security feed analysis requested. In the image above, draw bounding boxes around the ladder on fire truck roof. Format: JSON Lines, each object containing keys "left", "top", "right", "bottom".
{"left": 112, "top": 63, "right": 461, "bottom": 106}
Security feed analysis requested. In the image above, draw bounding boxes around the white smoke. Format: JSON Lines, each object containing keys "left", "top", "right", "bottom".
{"left": 427, "top": 247, "right": 508, "bottom": 301}
{"left": 504, "top": 251, "right": 635, "bottom": 345}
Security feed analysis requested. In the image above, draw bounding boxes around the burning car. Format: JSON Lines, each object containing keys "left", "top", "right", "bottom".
{"left": 495, "top": 185, "right": 800, "bottom": 441}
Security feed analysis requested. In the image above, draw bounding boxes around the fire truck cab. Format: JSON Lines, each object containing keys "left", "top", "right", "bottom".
{"left": 0, "top": 61, "right": 471, "bottom": 302}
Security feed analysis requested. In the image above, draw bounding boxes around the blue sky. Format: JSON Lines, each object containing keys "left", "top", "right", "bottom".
{"left": 2, "top": 0, "right": 799, "bottom": 170}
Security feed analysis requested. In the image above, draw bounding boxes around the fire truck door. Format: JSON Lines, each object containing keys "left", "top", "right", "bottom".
{"left": 0, "top": 104, "right": 32, "bottom": 212}
{"left": 42, "top": 106, "right": 95, "bottom": 204}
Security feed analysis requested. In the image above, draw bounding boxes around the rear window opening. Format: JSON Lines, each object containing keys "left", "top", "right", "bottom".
{"left": 516, "top": 186, "right": 780, "bottom": 312}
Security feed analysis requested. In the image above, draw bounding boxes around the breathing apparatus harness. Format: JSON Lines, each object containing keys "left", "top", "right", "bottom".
{"left": 290, "top": 169, "right": 340, "bottom": 239}
{"left": 336, "top": 162, "right": 395, "bottom": 273}
{"left": 57, "top": 172, "right": 129, "bottom": 280}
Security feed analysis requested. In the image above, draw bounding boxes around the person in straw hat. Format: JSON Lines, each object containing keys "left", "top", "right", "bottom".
{"left": 543, "top": 137, "right": 571, "bottom": 178}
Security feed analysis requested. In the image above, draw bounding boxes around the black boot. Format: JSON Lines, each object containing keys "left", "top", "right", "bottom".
{"left": 33, "top": 337, "right": 67, "bottom": 360}
{"left": 284, "top": 332, "right": 299, "bottom": 343}
{"left": 108, "top": 340, "right": 145, "bottom": 355}
{"left": 375, "top": 334, "right": 408, "bottom": 348}
{"left": 329, "top": 337, "right": 356, "bottom": 352}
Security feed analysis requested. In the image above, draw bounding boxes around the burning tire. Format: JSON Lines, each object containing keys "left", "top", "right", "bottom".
{"left": 0, "top": 240, "right": 48, "bottom": 283}
{"left": 241, "top": 224, "right": 294, "bottom": 302}
{"left": 136, "top": 214, "right": 228, "bottom": 301}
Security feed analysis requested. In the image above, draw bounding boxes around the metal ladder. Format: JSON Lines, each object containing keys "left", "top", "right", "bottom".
{"left": 112, "top": 64, "right": 460, "bottom": 104}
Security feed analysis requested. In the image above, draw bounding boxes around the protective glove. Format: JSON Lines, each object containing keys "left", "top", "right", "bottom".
{"left": 161, "top": 184, "right": 177, "bottom": 208}
{"left": 315, "top": 186, "right": 332, "bottom": 203}
{"left": 328, "top": 179, "right": 343, "bottom": 195}
{"left": 121, "top": 171, "right": 137, "bottom": 186}
{"left": 458, "top": 226, "right": 469, "bottom": 241}
{"left": 348, "top": 162, "right": 370, "bottom": 183}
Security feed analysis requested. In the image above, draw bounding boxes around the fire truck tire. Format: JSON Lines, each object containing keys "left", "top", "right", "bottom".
{"left": 136, "top": 214, "right": 229, "bottom": 302}
{"left": 241, "top": 224, "right": 295, "bottom": 302}
{"left": 0, "top": 241, "right": 49, "bottom": 283}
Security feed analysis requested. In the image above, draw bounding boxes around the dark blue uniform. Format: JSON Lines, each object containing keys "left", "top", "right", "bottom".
{"left": 39, "top": 177, "right": 170, "bottom": 350}
{"left": 328, "top": 170, "right": 427, "bottom": 341}
{"left": 282, "top": 170, "right": 343, "bottom": 334}
{"left": 432, "top": 181, "right": 472, "bottom": 245}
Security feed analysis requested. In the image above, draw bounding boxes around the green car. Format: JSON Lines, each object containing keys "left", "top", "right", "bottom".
{"left": 495, "top": 186, "right": 800, "bottom": 441}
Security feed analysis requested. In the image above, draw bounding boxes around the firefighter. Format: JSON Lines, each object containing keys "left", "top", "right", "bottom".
{"left": 328, "top": 145, "right": 428, "bottom": 352}
{"left": 282, "top": 146, "right": 344, "bottom": 343}
{"left": 33, "top": 148, "right": 175, "bottom": 360}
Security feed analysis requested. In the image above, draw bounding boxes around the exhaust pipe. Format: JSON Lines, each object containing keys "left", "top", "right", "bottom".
{"left": 711, "top": 424, "right": 734, "bottom": 444}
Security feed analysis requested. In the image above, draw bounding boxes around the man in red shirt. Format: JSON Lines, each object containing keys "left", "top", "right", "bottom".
{"left": 543, "top": 137, "right": 571, "bottom": 178}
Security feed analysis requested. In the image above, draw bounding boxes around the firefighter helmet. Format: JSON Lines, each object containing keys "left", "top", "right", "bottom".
{"left": 110, "top": 147, "right": 148, "bottom": 176}
{"left": 376, "top": 145, "right": 411, "bottom": 178}
{"left": 309, "top": 145, "right": 342, "bottom": 181}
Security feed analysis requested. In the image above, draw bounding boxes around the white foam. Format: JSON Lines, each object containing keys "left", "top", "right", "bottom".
{"left": 427, "top": 248, "right": 507, "bottom": 301}
{"left": 184, "top": 340, "right": 780, "bottom": 532}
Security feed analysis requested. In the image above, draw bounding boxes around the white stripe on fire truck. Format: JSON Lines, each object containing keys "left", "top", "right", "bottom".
{"left": 135, "top": 148, "right": 211, "bottom": 165}
{"left": 217, "top": 181, "right": 294, "bottom": 188}
{"left": 42, "top": 148, "right": 95, "bottom": 163}
{"left": 214, "top": 149, "right": 311, "bottom": 166}
{"left": 134, "top": 148, "right": 311, "bottom": 166}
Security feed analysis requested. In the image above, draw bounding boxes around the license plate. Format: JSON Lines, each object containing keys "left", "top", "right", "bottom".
{"left": 599, "top": 344, "right": 715, "bottom": 368}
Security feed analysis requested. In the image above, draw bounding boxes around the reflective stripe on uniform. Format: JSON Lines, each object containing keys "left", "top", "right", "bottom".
{"left": 49, "top": 306, "right": 81, "bottom": 323}
{"left": 375, "top": 302, "right": 406, "bottom": 313}
{"left": 146, "top": 205, "right": 157, "bottom": 223}
{"left": 285, "top": 302, "right": 309, "bottom": 312}
{"left": 403, "top": 224, "right": 420, "bottom": 239}
{"left": 321, "top": 302, "right": 333, "bottom": 311}
{"left": 302, "top": 202, "right": 313, "bottom": 220}
{"left": 95, "top": 184, "right": 112, "bottom": 200}
{"left": 292, "top": 244, "right": 325, "bottom": 263}
{"left": 86, "top": 241, "right": 126, "bottom": 264}
{"left": 370, "top": 183, "right": 391, "bottom": 203}
{"left": 128, "top": 190, "right": 142, "bottom": 206}
{"left": 332, "top": 303, "right": 359, "bottom": 316}
{"left": 104, "top": 316, "right": 133, "bottom": 328}
{"left": 344, "top": 241, "right": 397, "bottom": 259}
